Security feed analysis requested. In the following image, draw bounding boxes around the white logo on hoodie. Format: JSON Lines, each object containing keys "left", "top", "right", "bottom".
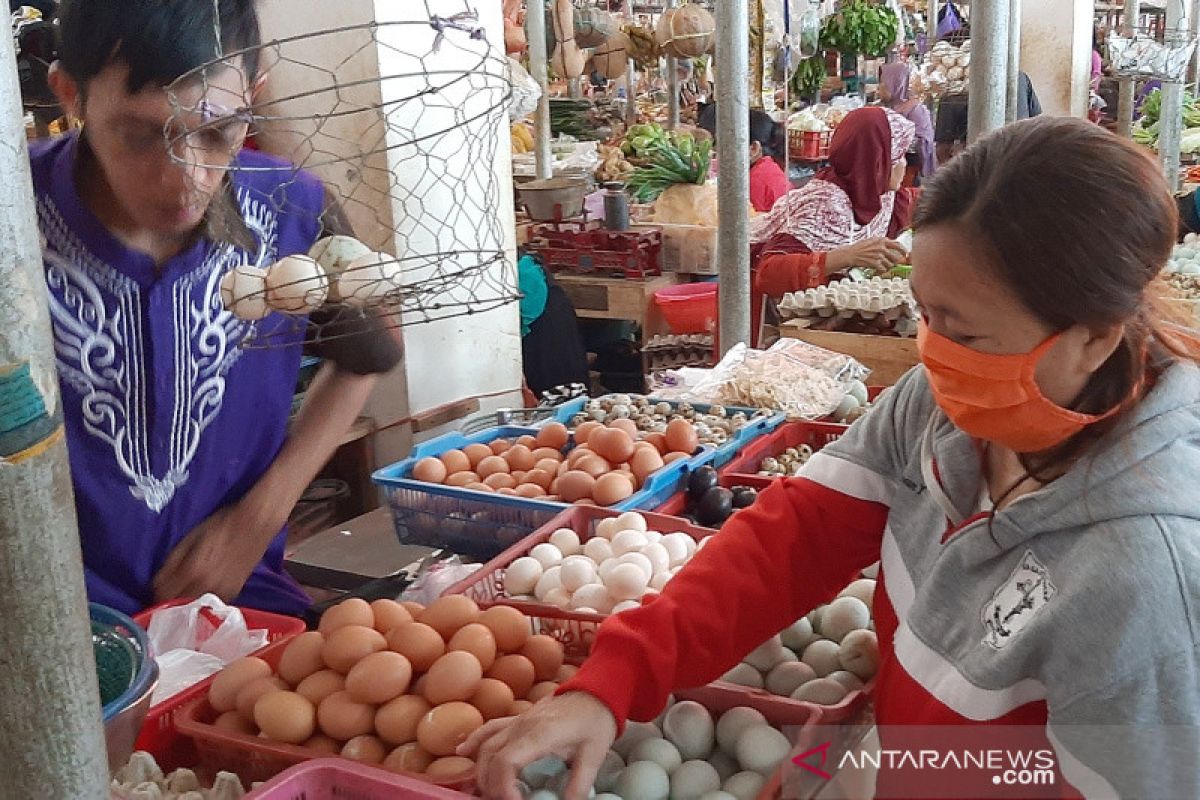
{"left": 982, "top": 550, "right": 1057, "bottom": 650}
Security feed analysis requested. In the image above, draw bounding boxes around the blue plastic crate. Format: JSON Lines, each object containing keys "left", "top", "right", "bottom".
{"left": 549, "top": 395, "right": 784, "bottom": 470}
{"left": 372, "top": 425, "right": 715, "bottom": 560}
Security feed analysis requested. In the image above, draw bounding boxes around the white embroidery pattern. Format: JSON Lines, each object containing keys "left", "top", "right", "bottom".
{"left": 40, "top": 190, "right": 279, "bottom": 512}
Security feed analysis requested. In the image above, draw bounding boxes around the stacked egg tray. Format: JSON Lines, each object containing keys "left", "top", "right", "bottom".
{"left": 777, "top": 277, "right": 917, "bottom": 337}
{"left": 372, "top": 426, "right": 718, "bottom": 561}
{"left": 550, "top": 394, "right": 785, "bottom": 470}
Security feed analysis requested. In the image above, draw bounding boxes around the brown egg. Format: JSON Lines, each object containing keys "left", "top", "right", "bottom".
{"left": 317, "top": 690, "right": 377, "bottom": 740}
{"left": 419, "top": 595, "right": 481, "bottom": 640}
{"left": 503, "top": 444, "right": 536, "bottom": 472}
{"left": 439, "top": 450, "right": 471, "bottom": 475}
{"left": 277, "top": 631, "right": 327, "bottom": 686}
{"left": 575, "top": 499, "right": 598, "bottom": 507}
{"left": 295, "top": 670, "right": 346, "bottom": 706}
{"left": 447, "top": 623, "right": 498, "bottom": 671}
{"left": 663, "top": 452, "right": 690, "bottom": 465}
{"left": 384, "top": 743, "right": 435, "bottom": 774}
{"left": 486, "top": 655, "right": 536, "bottom": 699}
{"left": 527, "top": 682, "right": 558, "bottom": 703}
{"left": 254, "top": 691, "right": 316, "bottom": 744}
{"left": 423, "top": 651, "right": 483, "bottom": 705}
{"left": 466, "top": 483, "right": 494, "bottom": 493}
{"left": 521, "top": 469, "right": 553, "bottom": 491}
{"left": 630, "top": 447, "right": 665, "bottom": 485}
{"left": 370, "top": 599, "right": 413, "bottom": 635}
{"left": 412, "top": 457, "right": 448, "bottom": 484}
{"left": 489, "top": 439, "right": 512, "bottom": 455}
{"left": 214, "top": 710, "right": 257, "bottom": 736}
{"left": 345, "top": 650, "right": 413, "bottom": 704}
{"left": 479, "top": 606, "right": 530, "bottom": 653}
{"left": 303, "top": 734, "right": 342, "bottom": 755}
{"left": 463, "top": 443, "right": 493, "bottom": 468}
{"left": 557, "top": 664, "right": 579, "bottom": 682}
{"left": 535, "top": 423, "right": 570, "bottom": 450}
{"left": 555, "top": 461, "right": 573, "bottom": 480}
{"left": 319, "top": 598, "right": 375, "bottom": 636}
{"left": 533, "top": 457, "right": 561, "bottom": 475}
{"left": 401, "top": 601, "right": 426, "bottom": 616}
{"left": 417, "top": 702, "right": 485, "bottom": 757}
{"left": 445, "top": 471, "right": 480, "bottom": 488}
{"left": 476, "top": 456, "right": 510, "bottom": 479}
{"left": 511, "top": 470, "right": 528, "bottom": 483}
{"left": 516, "top": 435, "right": 538, "bottom": 449}
{"left": 427, "top": 756, "right": 476, "bottom": 778}
{"left": 573, "top": 421, "right": 603, "bottom": 444}
{"left": 531, "top": 448, "right": 563, "bottom": 465}
{"left": 574, "top": 454, "right": 611, "bottom": 479}
{"left": 593, "top": 472, "right": 635, "bottom": 506}
{"left": 342, "top": 734, "right": 389, "bottom": 765}
{"left": 483, "top": 472, "right": 517, "bottom": 491}
{"left": 510, "top": 700, "right": 534, "bottom": 715}
{"left": 566, "top": 446, "right": 594, "bottom": 468}
{"left": 556, "top": 471, "right": 595, "bottom": 503}
{"left": 386, "top": 622, "right": 445, "bottom": 672}
{"left": 609, "top": 418, "right": 640, "bottom": 439}
{"left": 412, "top": 674, "right": 429, "bottom": 698}
{"left": 236, "top": 676, "right": 289, "bottom": 722}
{"left": 644, "top": 432, "right": 669, "bottom": 454}
{"left": 665, "top": 418, "right": 700, "bottom": 454}
{"left": 513, "top": 484, "right": 546, "bottom": 498}
{"left": 209, "top": 657, "right": 272, "bottom": 713}
{"left": 496, "top": 488, "right": 518, "bottom": 496}
{"left": 322, "top": 625, "right": 387, "bottom": 674}
{"left": 376, "top": 694, "right": 432, "bottom": 746}
{"left": 520, "top": 635, "right": 564, "bottom": 682}
{"left": 590, "top": 427, "right": 636, "bottom": 464}
{"left": 470, "top": 678, "right": 516, "bottom": 720}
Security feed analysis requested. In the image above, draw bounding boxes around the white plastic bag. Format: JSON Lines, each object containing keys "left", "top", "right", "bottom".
{"left": 508, "top": 56, "right": 542, "bottom": 120}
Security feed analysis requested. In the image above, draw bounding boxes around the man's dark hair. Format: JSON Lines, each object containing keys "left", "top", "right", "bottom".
{"left": 58, "top": 0, "right": 262, "bottom": 93}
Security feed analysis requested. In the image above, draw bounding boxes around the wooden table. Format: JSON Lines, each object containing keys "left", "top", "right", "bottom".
{"left": 780, "top": 323, "right": 919, "bottom": 386}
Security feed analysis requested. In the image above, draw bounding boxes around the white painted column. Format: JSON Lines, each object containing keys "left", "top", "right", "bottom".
{"left": 1019, "top": 0, "right": 1092, "bottom": 118}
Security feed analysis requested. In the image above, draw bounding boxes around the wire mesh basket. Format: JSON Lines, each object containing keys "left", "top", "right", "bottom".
{"left": 1108, "top": 22, "right": 1198, "bottom": 81}
{"left": 163, "top": 3, "right": 518, "bottom": 348}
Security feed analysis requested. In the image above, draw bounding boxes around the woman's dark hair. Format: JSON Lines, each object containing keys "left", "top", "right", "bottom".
{"left": 749, "top": 110, "right": 781, "bottom": 158}
{"left": 916, "top": 116, "right": 1195, "bottom": 477}
{"left": 58, "top": 0, "right": 262, "bottom": 93}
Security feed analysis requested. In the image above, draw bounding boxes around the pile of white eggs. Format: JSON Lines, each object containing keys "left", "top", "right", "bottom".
{"left": 502, "top": 512, "right": 708, "bottom": 616}
{"left": 1166, "top": 234, "right": 1200, "bottom": 275}
{"left": 520, "top": 697, "right": 793, "bottom": 800}
{"left": 720, "top": 578, "right": 879, "bottom": 707}
{"left": 219, "top": 234, "right": 401, "bottom": 321}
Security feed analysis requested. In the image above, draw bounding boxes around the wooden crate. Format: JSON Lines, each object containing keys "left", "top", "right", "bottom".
{"left": 780, "top": 323, "right": 918, "bottom": 386}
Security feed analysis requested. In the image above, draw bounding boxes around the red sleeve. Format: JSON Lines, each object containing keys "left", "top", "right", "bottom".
{"left": 557, "top": 475, "right": 888, "bottom": 727}
{"left": 754, "top": 251, "right": 827, "bottom": 298}
{"left": 889, "top": 187, "right": 920, "bottom": 238}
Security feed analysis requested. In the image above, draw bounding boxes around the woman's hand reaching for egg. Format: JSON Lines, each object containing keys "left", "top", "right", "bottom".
{"left": 460, "top": 691, "right": 618, "bottom": 800}
{"left": 826, "top": 237, "right": 908, "bottom": 274}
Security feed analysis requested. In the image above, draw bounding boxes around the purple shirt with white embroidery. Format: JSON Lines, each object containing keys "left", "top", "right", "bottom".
{"left": 30, "top": 131, "right": 320, "bottom": 617}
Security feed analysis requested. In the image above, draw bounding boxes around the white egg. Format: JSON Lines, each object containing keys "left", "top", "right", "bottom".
{"left": 521, "top": 756, "right": 568, "bottom": 789}
{"left": 613, "top": 721, "right": 664, "bottom": 760}
{"left": 838, "top": 578, "right": 876, "bottom": 612}
{"left": 826, "top": 670, "right": 866, "bottom": 692}
{"left": 801, "top": 639, "right": 842, "bottom": 677}
{"left": 735, "top": 725, "right": 791, "bottom": 774}
{"left": 615, "top": 512, "right": 648, "bottom": 533}
{"left": 265, "top": 254, "right": 329, "bottom": 313}
{"left": 530, "top": 543, "right": 564, "bottom": 569}
{"left": 336, "top": 251, "right": 399, "bottom": 306}
{"left": 640, "top": 543, "right": 671, "bottom": 575}
{"left": 721, "top": 664, "right": 764, "bottom": 689}
{"left": 742, "top": 636, "right": 789, "bottom": 672}
{"left": 560, "top": 556, "right": 598, "bottom": 593}
{"left": 662, "top": 700, "right": 715, "bottom": 760}
{"left": 595, "top": 752, "right": 626, "bottom": 793}
{"left": 790, "top": 677, "right": 849, "bottom": 705}
{"left": 722, "top": 772, "right": 765, "bottom": 800}
{"left": 611, "top": 529, "right": 649, "bottom": 557}
{"left": 616, "top": 552, "right": 654, "bottom": 582}
{"left": 595, "top": 518, "right": 622, "bottom": 540}
{"left": 616, "top": 761, "right": 670, "bottom": 800}
{"left": 838, "top": 629, "right": 880, "bottom": 679}
{"left": 765, "top": 661, "right": 817, "bottom": 697}
{"left": 543, "top": 587, "right": 572, "bottom": 608}
{"left": 309, "top": 234, "right": 372, "bottom": 276}
{"left": 503, "top": 556, "right": 544, "bottom": 596}
{"left": 220, "top": 265, "right": 270, "bottom": 320}
{"left": 707, "top": 750, "right": 740, "bottom": 783}
{"left": 643, "top": 530, "right": 663, "bottom": 545}
{"left": 628, "top": 737, "right": 682, "bottom": 773}
{"left": 570, "top": 583, "right": 614, "bottom": 614}
{"left": 820, "top": 597, "right": 871, "bottom": 642}
{"left": 659, "top": 533, "right": 692, "bottom": 568}
{"left": 650, "top": 571, "right": 671, "bottom": 592}
{"left": 671, "top": 761, "right": 722, "bottom": 800}
{"left": 714, "top": 707, "right": 766, "bottom": 756}
{"left": 699, "top": 793, "right": 738, "bottom": 800}
{"left": 613, "top": 600, "right": 642, "bottom": 613}
{"left": 549, "top": 528, "right": 582, "bottom": 556}
{"left": 604, "top": 563, "right": 649, "bottom": 602}
{"left": 534, "top": 566, "right": 563, "bottom": 601}
{"left": 584, "top": 537, "right": 615, "bottom": 563}
{"left": 862, "top": 561, "right": 880, "bottom": 579}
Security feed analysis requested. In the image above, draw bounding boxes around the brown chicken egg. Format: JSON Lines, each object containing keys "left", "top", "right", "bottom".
{"left": 295, "top": 670, "right": 346, "bottom": 706}
{"left": 376, "top": 694, "right": 432, "bottom": 746}
{"left": 236, "top": 676, "right": 289, "bottom": 722}
{"left": 209, "top": 657, "right": 272, "bottom": 713}
{"left": 448, "top": 623, "right": 497, "bottom": 671}
{"left": 630, "top": 447, "right": 665, "bottom": 485}
{"left": 439, "top": 449, "right": 470, "bottom": 475}
{"left": 503, "top": 444, "right": 537, "bottom": 472}
{"left": 469, "top": 678, "right": 515, "bottom": 720}
{"left": 303, "top": 734, "right": 343, "bottom": 755}
{"left": 384, "top": 743, "right": 435, "bottom": 774}
{"left": 514, "top": 484, "right": 546, "bottom": 498}
{"left": 533, "top": 457, "right": 561, "bottom": 475}
{"left": 322, "top": 625, "right": 387, "bottom": 674}
{"left": 423, "top": 651, "right": 483, "bottom": 705}
{"left": 527, "top": 681, "right": 558, "bottom": 703}
{"left": 483, "top": 473, "right": 517, "bottom": 491}
{"left": 318, "top": 598, "right": 374, "bottom": 635}
{"left": 574, "top": 421, "right": 603, "bottom": 444}
{"left": 401, "top": 601, "right": 426, "bottom": 616}
{"left": 665, "top": 418, "right": 700, "bottom": 454}
{"left": 590, "top": 427, "right": 636, "bottom": 464}
{"left": 345, "top": 651, "right": 413, "bottom": 704}
{"left": 445, "top": 471, "right": 479, "bottom": 488}
{"left": 664, "top": 452, "right": 690, "bottom": 464}
{"left": 254, "top": 691, "right": 316, "bottom": 744}
{"left": 516, "top": 435, "right": 538, "bottom": 449}
{"left": 370, "top": 599, "right": 413, "bottom": 634}
{"left": 531, "top": 447, "right": 563, "bottom": 464}
{"left": 317, "top": 690, "right": 377, "bottom": 740}
{"left": 556, "top": 471, "right": 595, "bottom": 503}
{"left": 644, "top": 432, "right": 669, "bottom": 454}
{"left": 419, "top": 595, "right": 481, "bottom": 640}
{"left": 427, "top": 756, "right": 475, "bottom": 778}
{"left": 609, "top": 418, "right": 640, "bottom": 439}
{"left": 510, "top": 700, "right": 534, "bottom": 715}
{"left": 463, "top": 444, "right": 493, "bottom": 468}
{"left": 489, "top": 438, "right": 512, "bottom": 455}
{"left": 412, "top": 457, "right": 448, "bottom": 484}
{"left": 521, "top": 635, "right": 565, "bottom": 682}
{"left": 479, "top": 606, "right": 530, "bottom": 653}
{"left": 486, "top": 654, "right": 536, "bottom": 699}
{"left": 574, "top": 454, "right": 612, "bottom": 479}
{"left": 342, "top": 734, "right": 389, "bottom": 765}
{"left": 535, "top": 422, "right": 570, "bottom": 450}
{"left": 476, "top": 456, "right": 509, "bottom": 479}
{"left": 386, "top": 622, "right": 445, "bottom": 672}
{"left": 417, "top": 702, "right": 485, "bottom": 757}
{"left": 593, "top": 472, "right": 635, "bottom": 506}
{"left": 466, "top": 482, "right": 493, "bottom": 493}
{"left": 277, "top": 631, "right": 326, "bottom": 686}
{"left": 214, "top": 710, "right": 257, "bottom": 736}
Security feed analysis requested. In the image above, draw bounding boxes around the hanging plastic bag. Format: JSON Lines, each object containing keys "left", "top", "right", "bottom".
{"left": 507, "top": 56, "right": 542, "bottom": 121}
{"left": 936, "top": 1, "right": 962, "bottom": 39}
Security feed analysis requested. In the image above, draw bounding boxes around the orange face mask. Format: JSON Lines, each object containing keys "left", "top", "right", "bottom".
{"left": 917, "top": 321, "right": 1118, "bottom": 453}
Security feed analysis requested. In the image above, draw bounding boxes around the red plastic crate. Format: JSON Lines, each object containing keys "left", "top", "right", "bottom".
{"left": 653, "top": 473, "right": 775, "bottom": 521}
{"left": 443, "top": 505, "right": 717, "bottom": 658}
{"left": 245, "top": 758, "right": 472, "bottom": 799}
{"left": 133, "top": 602, "right": 306, "bottom": 772}
{"left": 718, "top": 421, "right": 850, "bottom": 482}
{"left": 174, "top": 638, "right": 476, "bottom": 791}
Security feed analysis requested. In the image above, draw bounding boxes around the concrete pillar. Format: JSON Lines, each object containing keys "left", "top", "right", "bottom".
{"left": 1019, "top": 0, "right": 1092, "bottom": 117}
{"left": 716, "top": 0, "right": 752, "bottom": 352}
{"left": 968, "top": 0, "right": 1009, "bottom": 142}
{"left": 525, "top": 0, "right": 553, "bottom": 179}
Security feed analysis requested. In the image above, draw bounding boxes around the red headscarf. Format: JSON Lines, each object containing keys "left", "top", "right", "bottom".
{"left": 817, "top": 106, "right": 894, "bottom": 226}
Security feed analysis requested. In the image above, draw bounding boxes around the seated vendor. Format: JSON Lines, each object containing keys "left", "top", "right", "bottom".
{"left": 35, "top": 0, "right": 402, "bottom": 616}
{"left": 749, "top": 107, "right": 916, "bottom": 341}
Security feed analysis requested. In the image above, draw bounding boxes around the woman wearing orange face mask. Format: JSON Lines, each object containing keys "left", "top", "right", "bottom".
{"left": 463, "top": 118, "right": 1200, "bottom": 799}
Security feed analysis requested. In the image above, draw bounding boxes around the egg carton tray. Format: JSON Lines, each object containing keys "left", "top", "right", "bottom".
{"left": 372, "top": 425, "right": 715, "bottom": 561}
{"left": 442, "top": 505, "right": 718, "bottom": 659}
{"left": 717, "top": 421, "right": 850, "bottom": 482}
{"left": 548, "top": 395, "right": 785, "bottom": 470}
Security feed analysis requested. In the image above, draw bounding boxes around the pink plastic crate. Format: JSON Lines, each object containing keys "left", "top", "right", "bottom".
{"left": 718, "top": 421, "right": 849, "bottom": 482}
{"left": 245, "top": 759, "right": 472, "bottom": 799}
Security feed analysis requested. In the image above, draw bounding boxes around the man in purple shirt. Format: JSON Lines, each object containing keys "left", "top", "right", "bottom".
{"left": 32, "top": 0, "right": 402, "bottom": 616}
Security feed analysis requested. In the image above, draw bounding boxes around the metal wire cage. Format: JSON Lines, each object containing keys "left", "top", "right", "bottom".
{"left": 163, "top": 3, "right": 518, "bottom": 348}
{"left": 1108, "top": 20, "right": 1198, "bottom": 82}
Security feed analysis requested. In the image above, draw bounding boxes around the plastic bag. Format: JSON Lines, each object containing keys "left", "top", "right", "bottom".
{"left": 936, "top": 1, "right": 962, "bottom": 39}
{"left": 400, "top": 558, "right": 483, "bottom": 607}
{"left": 508, "top": 56, "right": 542, "bottom": 121}
{"left": 650, "top": 182, "right": 720, "bottom": 226}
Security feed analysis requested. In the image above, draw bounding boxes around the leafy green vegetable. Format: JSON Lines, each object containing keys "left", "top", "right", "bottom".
{"left": 625, "top": 132, "right": 713, "bottom": 203}
{"left": 790, "top": 56, "right": 827, "bottom": 99}
{"left": 820, "top": 0, "right": 898, "bottom": 58}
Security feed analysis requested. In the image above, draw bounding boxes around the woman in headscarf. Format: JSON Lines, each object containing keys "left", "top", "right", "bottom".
{"left": 879, "top": 61, "right": 936, "bottom": 181}
{"left": 749, "top": 106, "right": 917, "bottom": 341}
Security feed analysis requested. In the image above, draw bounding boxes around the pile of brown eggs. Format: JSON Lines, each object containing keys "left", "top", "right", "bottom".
{"left": 205, "top": 595, "right": 571, "bottom": 780}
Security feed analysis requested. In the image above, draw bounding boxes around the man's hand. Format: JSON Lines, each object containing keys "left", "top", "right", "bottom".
{"left": 826, "top": 237, "right": 908, "bottom": 274}
{"left": 152, "top": 502, "right": 281, "bottom": 603}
